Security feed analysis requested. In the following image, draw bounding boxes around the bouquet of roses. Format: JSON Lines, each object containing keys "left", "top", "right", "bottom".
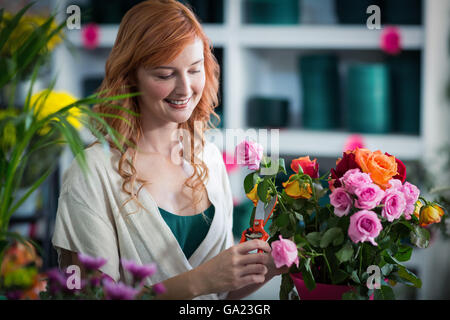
{"left": 236, "top": 140, "right": 447, "bottom": 300}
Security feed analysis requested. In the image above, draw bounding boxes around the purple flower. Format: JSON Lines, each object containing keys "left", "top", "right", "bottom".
{"left": 46, "top": 268, "right": 68, "bottom": 295}
{"left": 354, "top": 184, "right": 385, "bottom": 210}
{"left": 382, "top": 189, "right": 407, "bottom": 222}
{"left": 121, "top": 259, "right": 157, "bottom": 281}
{"left": 103, "top": 279, "right": 140, "bottom": 300}
{"left": 77, "top": 253, "right": 107, "bottom": 271}
{"left": 329, "top": 187, "right": 353, "bottom": 217}
{"left": 402, "top": 182, "right": 420, "bottom": 220}
{"left": 152, "top": 283, "right": 167, "bottom": 295}
{"left": 340, "top": 169, "right": 372, "bottom": 194}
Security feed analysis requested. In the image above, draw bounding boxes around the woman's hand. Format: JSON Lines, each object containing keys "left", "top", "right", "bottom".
{"left": 193, "top": 239, "right": 272, "bottom": 295}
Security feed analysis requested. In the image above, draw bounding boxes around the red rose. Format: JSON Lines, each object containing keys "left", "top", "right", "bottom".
{"left": 291, "top": 156, "right": 319, "bottom": 178}
{"left": 385, "top": 152, "right": 406, "bottom": 183}
{"left": 329, "top": 151, "right": 361, "bottom": 190}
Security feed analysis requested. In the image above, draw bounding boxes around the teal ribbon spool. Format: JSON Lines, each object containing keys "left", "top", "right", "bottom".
{"left": 347, "top": 63, "right": 391, "bottom": 133}
{"left": 387, "top": 52, "right": 421, "bottom": 135}
{"left": 244, "top": 0, "right": 300, "bottom": 24}
{"left": 299, "top": 55, "right": 340, "bottom": 130}
{"left": 384, "top": 0, "right": 422, "bottom": 25}
{"left": 246, "top": 97, "right": 289, "bottom": 128}
{"left": 335, "top": 0, "right": 382, "bottom": 24}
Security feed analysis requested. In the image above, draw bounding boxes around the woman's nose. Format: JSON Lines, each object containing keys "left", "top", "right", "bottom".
{"left": 174, "top": 73, "right": 192, "bottom": 97}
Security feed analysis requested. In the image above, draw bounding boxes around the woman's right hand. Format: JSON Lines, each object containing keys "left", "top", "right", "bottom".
{"left": 193, "top": 239, "right": 272, "bottom": 295}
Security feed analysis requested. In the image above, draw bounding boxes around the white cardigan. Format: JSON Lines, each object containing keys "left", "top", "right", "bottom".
{"left": 52, "top": 142, "right": 234, "bottom": 300}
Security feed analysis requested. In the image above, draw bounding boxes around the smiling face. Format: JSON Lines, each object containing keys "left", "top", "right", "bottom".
{"left": 136, "top": 38, "right": 206, "bottom": 127}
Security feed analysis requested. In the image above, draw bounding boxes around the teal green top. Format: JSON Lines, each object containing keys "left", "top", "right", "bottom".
{"left": 158, "top": 205, "right": 215, "bottom": 260}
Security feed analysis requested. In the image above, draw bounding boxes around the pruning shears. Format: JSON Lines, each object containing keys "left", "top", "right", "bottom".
{"left": 240, "top": 195, "right": 278, "bottom": 253}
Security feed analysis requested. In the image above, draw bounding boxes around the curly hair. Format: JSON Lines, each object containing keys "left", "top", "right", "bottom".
{"left": 90, "top": 0, "right": 220, "bottom": 215}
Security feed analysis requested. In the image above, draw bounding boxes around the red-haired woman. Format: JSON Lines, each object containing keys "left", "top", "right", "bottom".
{"left": 52, "top": 0, "right": 287, "bottom": 299}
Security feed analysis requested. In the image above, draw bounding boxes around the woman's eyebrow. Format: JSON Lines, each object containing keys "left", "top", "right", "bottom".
{"left": 154, "top": 58, "right": 204, "bottom": 70}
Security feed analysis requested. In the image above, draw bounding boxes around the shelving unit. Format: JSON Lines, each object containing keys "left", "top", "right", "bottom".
{"left": 50, "top": 0, "right": 450, "bottom": 300}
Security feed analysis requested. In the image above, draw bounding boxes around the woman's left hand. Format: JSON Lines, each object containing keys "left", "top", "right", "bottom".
{"left": 264, "top": 253, "right": 290, "bottom": 280}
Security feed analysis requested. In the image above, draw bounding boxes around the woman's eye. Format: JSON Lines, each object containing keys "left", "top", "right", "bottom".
{"left": 190, "top": 70, "right": 201, "bottom": 74}
{"left": 157, "top": 74, "right": 173, "bottom": 80}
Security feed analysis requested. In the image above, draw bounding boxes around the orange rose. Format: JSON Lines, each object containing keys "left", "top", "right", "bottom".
{"left": 282, "top": 175, "right": 312, "bottom": 199}
{"left": 355, "top": 149, "right": 398, "bottom": 190}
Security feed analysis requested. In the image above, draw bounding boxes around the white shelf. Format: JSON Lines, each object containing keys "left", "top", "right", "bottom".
{"left": 207, "top": 129, "right": 422, "bottom": 160}
{"left": 237, "top": 25, "right": 423, "bottom": 49}
{"left": 66, "top": 24, "right": 423, "bottom": 50}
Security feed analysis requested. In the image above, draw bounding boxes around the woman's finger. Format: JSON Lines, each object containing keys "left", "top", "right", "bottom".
{"left": 237, "top": 239, "right": 271, "bottom": 254}
{"left": 238, "top": 252, "right": 270, "bottom": 266}
{"left": 239, "top": 263, "right": 268, "bottom": 277}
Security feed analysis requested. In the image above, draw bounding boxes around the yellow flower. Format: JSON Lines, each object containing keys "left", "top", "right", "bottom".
{"left": 30, "top": 90, "right": 83, "bottom": 135}
{"left": 246, "top": 183, "right": 259, "bottom": 207}
{"left": 416, "top": 203, "right": 445, "bottom": 227}
{"left": 1, "top": 13, "right": 62, "bottom": 57}
{"left": 282, "top": 174, "right": 312, "bottom": 199}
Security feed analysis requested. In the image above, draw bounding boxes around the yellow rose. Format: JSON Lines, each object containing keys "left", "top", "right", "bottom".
{"left": 282, "top": 174, "right": 312, "bottom": 199}
{"left": 416, "top": 203, "right": 445, "bottom": 227}
{"left": 246, "top": 183, "right": 259, "bottom": 207}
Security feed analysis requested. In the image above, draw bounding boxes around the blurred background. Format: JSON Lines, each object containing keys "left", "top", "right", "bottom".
{"left": 1, "top": 0, "right": 449, "bottom": 299}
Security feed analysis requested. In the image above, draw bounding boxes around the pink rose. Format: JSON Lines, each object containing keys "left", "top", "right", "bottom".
{"left": 402, "top": 182, "right": 420, "bottom": 220}
{"left": 271, "top": 235, "right": 299, "bottom": 269}
{"left": 354, "top": 184, "right": 385, "bottom": 210}
{"left": 348, "top": 210, "right": 383, "bottom": 246}
{"left": 340, "top": 169, "right": 372, "bottom": 194}
{"left": 387, "top": 178, "right": 403, "bottom": 191}
{"left": 382, "top": 189, "right": 407, "bottom": 222}
{"left": 329, "top": 187, "right": 353, "bottom": 217}
{"left": 235, "top": 140, "right": 263, "bottom": 171}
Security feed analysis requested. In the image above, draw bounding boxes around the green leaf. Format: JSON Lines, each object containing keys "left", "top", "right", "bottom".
{"left": 257, "top": 178, "right": 270, "bottom": 203}
{"left": 374, "top": 285, "right": 396, "bottom": 300}
{"left": 302, "top": 258, "right": 316, "bottom": 291}
{"left": 306, "top": 232, "right": 321, "bottom": 247}
{"left": 277, "top": 158, "right": 287, "bottom": 175}
{"left": 244, "top": 172, "right": 256, "bottom": 194}
{"left": 320, "top": 227, "right": 344, "bottom": 248}
{"left": 274, "top": 212, "right": 289, "bottom": 228}
{"left": 394, "top": 245, "right": 413, "bottom": 262}
{"left": 332, "top": 269, "right": 349, "bottom": 285}
{"left": 410, "top": 225, "right": 430, "bottom": 249}
{"left": 397, "top": 265, "right": 422, "bottom": 288}
{"left": 279, "top": 273, "right": 294, "bottom": 300}
{"left": 335, "top": 242, "right": 354, "bottom": 264}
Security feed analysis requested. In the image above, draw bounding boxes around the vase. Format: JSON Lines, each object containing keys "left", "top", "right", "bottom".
{"left": 290, "top": 273, "right": 354, "bottom": 300}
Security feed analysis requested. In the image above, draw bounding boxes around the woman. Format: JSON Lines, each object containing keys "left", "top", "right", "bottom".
{"left": 52, "top": 0, "right": 286, "bottom": 300}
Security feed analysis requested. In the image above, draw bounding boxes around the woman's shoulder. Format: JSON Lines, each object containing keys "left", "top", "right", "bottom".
{"left": 60, "top": 142, "right": 117, "bottom": 195}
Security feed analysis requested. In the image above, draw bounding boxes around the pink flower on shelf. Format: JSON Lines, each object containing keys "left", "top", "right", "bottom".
{"left": 354, "top": 184, "right": 385, "bottom": 210}
{"left": 271, "top": 235, "right": 299, "bottom": 269}
{"left": 340, "top": 168, "right": 372, "bottom": 194}
{"left": 235, "top": 139, "right": 263, "bottom": 171}
{"left": 382, "top": 189, "right": 407, "bottom": 222}
{"left": 329, "top": 187, "right": 353, "bottom": 217}
{"left": 223, "top": 151, "right": 238, "bottom": 173}
{"left": 343, "top": 134, "right": 365, "bottom": 152}
{"left": 82, "top": 23, "right": 100, "bottom": 50}
{"left": 380, "top": 26, "right": 402, "bottom": 55}
{"left": 348, "top": 210, "right": 383, "bottom": 246}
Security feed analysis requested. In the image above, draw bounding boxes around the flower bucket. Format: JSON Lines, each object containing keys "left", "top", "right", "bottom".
{"left": 290, "top": 273, "right": 354, "bottom": 300}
